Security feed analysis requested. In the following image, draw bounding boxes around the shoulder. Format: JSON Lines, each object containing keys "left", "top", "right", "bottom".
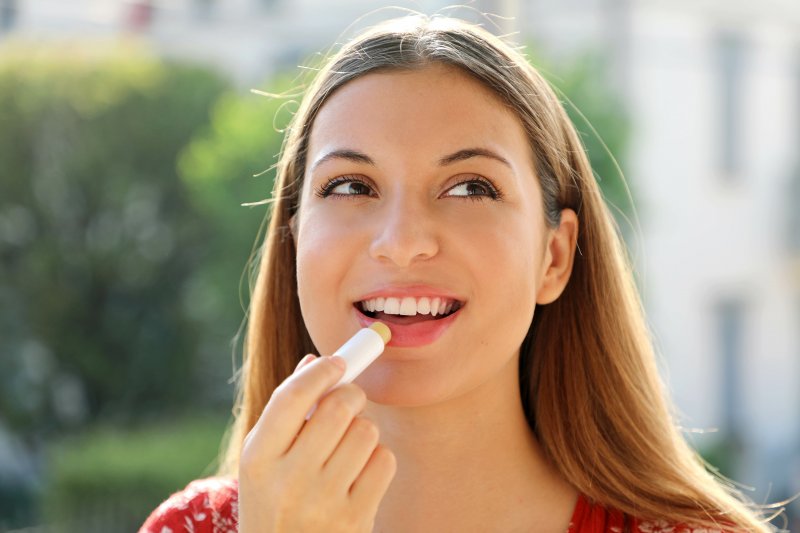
{"left": 139, "top": 477, "right": 239, "bottom": 533}
{"left": 568, "top": 494, "right": 730, "bottom": 533}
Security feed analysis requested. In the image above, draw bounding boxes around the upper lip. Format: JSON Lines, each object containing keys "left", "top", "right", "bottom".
{"left": 353, "top": 284, "right": 466, "bottom": 304}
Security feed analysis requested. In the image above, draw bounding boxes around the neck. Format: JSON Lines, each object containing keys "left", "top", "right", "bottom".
{"left": 366, "top": 355, "right": 578, "bottom": 533}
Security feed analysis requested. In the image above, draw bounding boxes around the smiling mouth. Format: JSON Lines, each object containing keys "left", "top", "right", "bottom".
{"left": 356, "top": 296, "right": 464, "bottom": 325}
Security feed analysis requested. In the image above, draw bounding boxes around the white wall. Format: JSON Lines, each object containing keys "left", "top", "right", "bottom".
{"left": 625, "top": 1, "right": 800, "bottom": 499}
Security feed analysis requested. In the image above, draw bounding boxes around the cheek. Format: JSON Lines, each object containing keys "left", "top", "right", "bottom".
{"left": 295, "top": 209, "right": 361, "bottom": 353}
{"left": 457, "top": 207, "right": 540, "bottom": 298}
{"left": 463, "top": 213, "right": 541, "bottom": 342}
{"left": 295, "top": 203, "right": 359, "bottom": 274}
{"left": 498, "top": 232, "right": 539, "bottom": 306}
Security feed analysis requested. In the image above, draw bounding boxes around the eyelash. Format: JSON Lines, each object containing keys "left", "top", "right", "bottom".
{"left": 314, "top": 175, "right": 503, "bottom": 201}
{"left": 314, "top": 175, "right": 375, "bottom": 199}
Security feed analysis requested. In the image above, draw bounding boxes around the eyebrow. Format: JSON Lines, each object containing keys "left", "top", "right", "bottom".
{"left": 438, "top": 147, "right": 511, "bottom": 168}
{"left": 309, "top": 147, "right": 511, "bottom": 172}
{"left": 310, "top": 149, "right": 375, "bottom": 171}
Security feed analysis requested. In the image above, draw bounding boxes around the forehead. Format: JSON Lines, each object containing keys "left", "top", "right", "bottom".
{"left": 307, "top": 64, "right": 533, "bottom": 167}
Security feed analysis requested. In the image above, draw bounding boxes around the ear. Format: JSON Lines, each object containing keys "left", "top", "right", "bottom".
{"left": 536, "top": 208, "right": 579, "bottom": 305}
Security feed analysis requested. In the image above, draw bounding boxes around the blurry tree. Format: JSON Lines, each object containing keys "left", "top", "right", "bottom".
{"left": 0, "top": 42, "right": 229, "bottom": 439}
{"left": 175, "top": 76, "right": 294, "bottom": 396}
{"left": 44, "top": 415, "right": 227, "bottom": 531}
{"left": 540, "top": 52, "right": 633, "bottom": 225}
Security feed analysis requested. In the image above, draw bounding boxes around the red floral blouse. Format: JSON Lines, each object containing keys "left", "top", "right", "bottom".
{"left": 139, "top": 477, "right": 723, "bottom": 533}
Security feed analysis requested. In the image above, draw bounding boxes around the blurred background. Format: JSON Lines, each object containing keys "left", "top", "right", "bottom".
{"left": 0, "top": 0, "right": 797, "bottom": 531}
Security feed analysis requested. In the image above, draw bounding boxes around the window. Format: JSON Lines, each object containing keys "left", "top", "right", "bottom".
{"left": 193, "top": 0, "right": 215, "bottom": 21}
{"left": 790, "top": 167, "right": 800, "bottom": 253}
{"left": 716, "top": 299, "right": 746, "bottom": 439}
{"left": 0, "top": 0, "right": 16, "bottom": 33}
{"left": 789, "top": 48, "right": 800, "bottom": 253}
{"left": 259, "top": 0, "right": 280, "bottom": 10}
{"left": 715, "top": 31, "right": 745, "bottom": 180}
{"left": 796, "top": 46, "right": 800, "bottom": 150}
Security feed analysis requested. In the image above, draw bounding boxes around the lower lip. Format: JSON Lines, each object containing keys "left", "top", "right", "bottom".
{"left": 354, "top": 306, "right": 463, "bottom": 348}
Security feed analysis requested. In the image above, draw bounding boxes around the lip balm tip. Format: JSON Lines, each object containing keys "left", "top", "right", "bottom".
{"left": 369, "top": 321, "right": 391, "bottom": 344}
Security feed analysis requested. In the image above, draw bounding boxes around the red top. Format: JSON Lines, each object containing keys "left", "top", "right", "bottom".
{"left": 139, "top": 477, "right": 720, "bottom": 533}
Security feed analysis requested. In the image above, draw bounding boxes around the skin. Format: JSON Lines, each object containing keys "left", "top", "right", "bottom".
{"left": 239, "top": 64, "right": 579, "bottom": 532}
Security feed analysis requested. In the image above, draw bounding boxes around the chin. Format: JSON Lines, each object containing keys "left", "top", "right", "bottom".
{"left": 354, "top": 358, "right": 465, "bottom": 408}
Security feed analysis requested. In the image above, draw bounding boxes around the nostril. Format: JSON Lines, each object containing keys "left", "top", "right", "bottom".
{"left": 367, "top": 216, "right": 439, "bottom": 266}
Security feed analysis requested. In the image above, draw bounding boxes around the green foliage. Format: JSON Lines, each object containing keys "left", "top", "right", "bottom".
{"left": 537, "top": 51, "right": 633, "bottom": 222}
{"left": 0, "top": 42, "right": 230, "bottom": 435}
{"left": 43, "top": 415, "right": 229, "bottom": 532}
{"left": 175, "top": 78, "right": 294, "bottom": 341}
{"left": 697, "top": 435, "right": 741, "bottom": 480}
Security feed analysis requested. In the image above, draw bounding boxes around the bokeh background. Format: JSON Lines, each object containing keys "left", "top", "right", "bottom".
{"left": 0, "top": 0, "right": 797, "bottom": 531}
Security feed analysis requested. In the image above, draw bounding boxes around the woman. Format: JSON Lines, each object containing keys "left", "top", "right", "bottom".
{"left": 141, "top": 14, "right": 773, "bottom": 533}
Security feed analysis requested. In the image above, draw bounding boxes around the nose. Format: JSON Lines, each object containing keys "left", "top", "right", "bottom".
{"left": 368, "top": 194, "right": 439, "bottom": 267}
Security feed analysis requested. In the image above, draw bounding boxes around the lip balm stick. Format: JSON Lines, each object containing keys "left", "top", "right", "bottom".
{"left": 333, "top": 322, "right": 391, "bottom": 387}
{"left": 305, "top": 322, "right": 391, "bottom": 420}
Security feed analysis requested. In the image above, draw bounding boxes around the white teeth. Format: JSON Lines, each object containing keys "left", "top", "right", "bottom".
{"left": 430, "top": 297, "right": 441, "bottom": 317}
{"left": 359, "top": 296, "right": 459, "bottom": 317}
{"left": 399, "top": 297, "right": 416, "bottom": 316}
{"left": 383, "top": 297, "right": 400, "bottom": 314}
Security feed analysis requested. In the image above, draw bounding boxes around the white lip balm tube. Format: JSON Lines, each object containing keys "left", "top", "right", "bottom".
{"left": 305, "top": 322, "right": 391, "bottom": 420}
{"left": 333, "top": 322, "right": 391, "bottom": 387}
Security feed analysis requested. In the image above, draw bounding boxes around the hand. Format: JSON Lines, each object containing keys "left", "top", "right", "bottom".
{"left": 238, "top": 354, "right": 397, "bottom": 532}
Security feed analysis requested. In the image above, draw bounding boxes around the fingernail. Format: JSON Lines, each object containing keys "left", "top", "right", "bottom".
{"left": 295, "top": 353, "right": 315, "bottom": 369}
{"left": 329, "top": 356, "right": 346, "bottom": 371}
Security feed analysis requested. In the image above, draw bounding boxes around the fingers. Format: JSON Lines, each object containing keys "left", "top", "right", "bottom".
{"left": 291, "top": 383, "right": 368, "bottom": 467}
{"left": 239, "top": 352, "right": 395, "bottom": 532}
{"left": 320, "top": 415, "right": 380, "bottom": 489}
{"left": 350, "top": 444, "right": 397, "bottom": 511}
{"left": 248, "top": 356, "right": 346, "bottom": 457}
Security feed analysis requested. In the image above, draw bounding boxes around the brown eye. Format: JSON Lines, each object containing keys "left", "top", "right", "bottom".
{"left": 444, "top": 178, "right": 500, "bottom": 200}
{"left": 330, "top": 181, "right": 372, "bottom": 196}
{"left": 315, "top": 176, "right": 376, "bottom": 198}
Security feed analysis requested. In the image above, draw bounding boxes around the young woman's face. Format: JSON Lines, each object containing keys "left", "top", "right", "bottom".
{"left": 295, "top": 64, "right": 554, "bottom": 406}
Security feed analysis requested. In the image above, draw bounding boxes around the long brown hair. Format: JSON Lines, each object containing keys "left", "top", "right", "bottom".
{"left": 218, "top": 15, "right": 772, "bottom": 531}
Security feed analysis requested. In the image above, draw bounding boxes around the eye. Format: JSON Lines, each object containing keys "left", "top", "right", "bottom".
{"left": 443, "top": 177, "right": 501, "bottom": 200}
{"left": 315, "top": 176, "right": 376, "bottom": 198}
